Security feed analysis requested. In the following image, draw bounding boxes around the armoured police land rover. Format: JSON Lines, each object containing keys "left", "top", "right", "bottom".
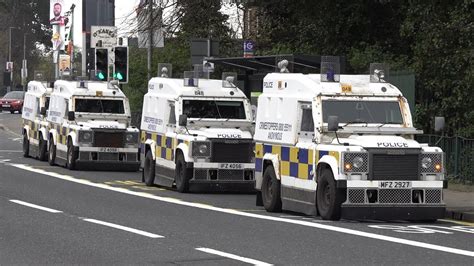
{"left": 22, "top": 80, "right": 52, "bottom": 160}
{"left": 254, "top": 59, "right": 446, "bottom": 221}
{"left": 46, "top": 79, "right": 140, "bottom": 171}
{"left": 140, "top": 65, "right": 255, "bottom": 192}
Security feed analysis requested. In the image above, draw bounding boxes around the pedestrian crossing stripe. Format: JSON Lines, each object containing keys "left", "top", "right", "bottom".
{"left": 255, "top": 143, "right": 340, "bottom": 180}
{"left": 141, "top": 131, "right": 189, "bottom": 161}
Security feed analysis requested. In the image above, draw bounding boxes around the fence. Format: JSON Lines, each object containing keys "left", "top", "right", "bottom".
{"left": 416, "top": 135, "right": 474, "bottom": 183}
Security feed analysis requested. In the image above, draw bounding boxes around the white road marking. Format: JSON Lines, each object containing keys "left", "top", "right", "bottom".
{"left": 9, "top": 199, "right": 63, "bottom": 213}
{"left": 196, "top": 247, "right": 272, "bottom": 265}
{"left": 82, "top": 218, "right": 164, "bottom": 238}
{"left": 7, "top": 163, "right": 474, "bottom": 258}
{"left": 1, "top": 159, "right": 11, "bottom": 162}
{"left": 0, "top": 150, "right": 22, "bottom": 153}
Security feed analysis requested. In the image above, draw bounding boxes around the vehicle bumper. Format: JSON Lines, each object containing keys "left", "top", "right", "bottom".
{"left": 75, "top": 160, "right": 140, "bottom": 171}
{"left": 189, "top": 180, "right": 256, "bottom": 192}
{"left": 341, "top": 205, "right": 446, "bottom": 221}
{"left": 76, "top": 148, "right": 140, "bottom": 171}
{"left": 1, "top": 105, "right": 21, "bottom": 112}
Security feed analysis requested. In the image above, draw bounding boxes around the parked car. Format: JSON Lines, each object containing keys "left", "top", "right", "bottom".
{"left": 1, "top": 91, "right": 25, "bottom": 114}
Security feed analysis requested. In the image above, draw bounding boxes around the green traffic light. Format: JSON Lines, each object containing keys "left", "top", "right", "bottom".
{"left": 116, "top": 72, "right": 124, "bottom": 80}
{"left": 97, "top": 72, "right": 105, "bottom": 80}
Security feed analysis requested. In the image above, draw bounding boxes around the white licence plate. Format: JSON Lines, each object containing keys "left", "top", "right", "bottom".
{"left": 379, "top": 181, "right": 411, "bottom": 189}
{"left": 99, "top": 147, "right": 118, "bottom": 152}
{"left": 2, "top": 104, "right": 11, "bottom": 107}
{"left": 219, "top": 163, "right": 244, "bottom": 170}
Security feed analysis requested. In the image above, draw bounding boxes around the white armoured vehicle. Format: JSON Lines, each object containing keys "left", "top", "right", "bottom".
{"left": 140, "top": 67, "right": 255, "bottom": 192}
{"left": 46, "top": 80, "right": 140, "bottom": 171}
{"left": 254, "top": 60, "right": 446, "bottom": 221}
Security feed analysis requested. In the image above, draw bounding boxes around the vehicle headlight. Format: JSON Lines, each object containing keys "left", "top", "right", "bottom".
{"left": 198, "top": 144, "right": 208, "bottom": 154}
{"left": 353, "top": 156, "right": 364, "bottom": 168}
{"left": 343, "top": 152, "right": 368, "bottom": 173}
{"left": 78, "top": 131, "right": 93, "bottom": 143}
{"left": 420, "top": 153, "right": 443, "bottom": 173}
{"left": 421, "top": 157, "right": 432, "bottom": 169}
{"left": 192, "top": 141, "right": 211, "bottom": 157}
{"left": 125, "top": 132, "right": 139, "bottom": 144}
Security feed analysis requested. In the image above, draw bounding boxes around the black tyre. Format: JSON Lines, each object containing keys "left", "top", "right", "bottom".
{"left": 175, "top": 154, "right": 190, "bottom": 193}
{"left": 261, "top": 166, "right": 282, "bottom": 212}
{"left": 22, "top": 134, "right": 29, "bottom": 157}
{"left": 10, "top": 110, "right": 14, "bottom": 114}
{"left": 317, "top": 169, "right": 345, "bottom": 220}
{"left": 66, "top": 141, "right": 77, "bottom": 170}
{"left": 38, "top": 135, "right": 47, "bottom": 161}
{"left": 48, "top": 140, "right": 56, "bottom": 166}
{"left": 143, "top": 150, "right": 155, "bottom": 186}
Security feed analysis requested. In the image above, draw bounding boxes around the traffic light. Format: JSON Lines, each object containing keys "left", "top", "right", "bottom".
{"left": 113, "top": 47, "right": 128, "bottom": 83}
{"left": 95, "top": 48, "right": 109, "bottom": 81}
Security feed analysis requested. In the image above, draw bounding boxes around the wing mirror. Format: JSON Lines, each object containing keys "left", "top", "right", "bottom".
{"left": 178, "top": 114, "right": 188, "bottom": 127}
{"left": 67, "top": 111, "right": 75, "bottom": 121}
{"left": 328, "top": 116, "right": 339, "bottom": 131}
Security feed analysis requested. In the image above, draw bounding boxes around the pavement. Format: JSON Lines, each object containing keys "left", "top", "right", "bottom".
{"left": 444, "top": 189, "right": 474, "bottom": 223}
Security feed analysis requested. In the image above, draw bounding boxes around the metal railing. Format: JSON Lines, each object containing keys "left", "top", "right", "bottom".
{"left": 416, "top": 135, "right": 474, "bottom": 183}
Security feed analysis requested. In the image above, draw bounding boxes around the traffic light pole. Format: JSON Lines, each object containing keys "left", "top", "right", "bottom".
{"left": 147, "top": 0, "right": 153, "bottom": 81}
{"left": 54, "top": 24, "right": 60, "bottom": 80}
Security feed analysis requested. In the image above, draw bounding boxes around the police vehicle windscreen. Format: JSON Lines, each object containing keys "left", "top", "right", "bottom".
{"left": 183, "top": 100, "right": 246, "bottom": 119}
{"left": 74, "top": 99, "right": 125, "bottom": 114}
{"left": 322, "top": 100, "right": 403, "bottom": 124}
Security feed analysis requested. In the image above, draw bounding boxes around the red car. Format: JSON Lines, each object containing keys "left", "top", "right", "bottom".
{"left": 1, "top": 91, "right": 25, "bottom": 114}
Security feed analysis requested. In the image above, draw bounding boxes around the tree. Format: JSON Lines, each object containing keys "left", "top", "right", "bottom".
{"left": 401, "top": 0, "right": 473, "bottom": 137}
{"left": 0, "top": 0, "right": 51, "bottom": 87}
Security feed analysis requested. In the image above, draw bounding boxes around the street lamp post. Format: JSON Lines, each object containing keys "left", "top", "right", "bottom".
{"left": 22, "top": 33, "right": 28, "bottom": 91}
{"left": 7, "top": 27, "right": 18, "bottom": 92}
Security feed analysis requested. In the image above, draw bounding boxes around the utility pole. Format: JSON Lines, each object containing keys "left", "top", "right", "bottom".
{"left": 147, "top": 0, "right": 153, "bottom": 81}
{"left": 8, "top": 27, "right": 17, "bottom": 92}
{"left": 70, "top": 4, "right": 76, "bottom": 75}
{"left": 22, "top": 33, "right": 27, "bottom": 91}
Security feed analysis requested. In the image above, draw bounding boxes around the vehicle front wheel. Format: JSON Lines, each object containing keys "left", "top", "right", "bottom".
{"left": 261, "top": 166, "right": 282, "bottom": 212}
{"left": 38, "top": 135, "right": 47, "bottom": 161}
{"left": 175, "top": 154, "right": 190, "bottom": 193}
{"left": 48, "top": 140, "right": 56, "bottom": 166}
{"left": 67, "top": 141, "right": 77, "bottom": 170}
{"left": 22, "top": 134, "right": 29, "bottom": 157}
{"left": 143, "top": 150, "right": 155, "bottom": 186}
{"left": 316, "top": 169, "right": 345, "bottom": 220}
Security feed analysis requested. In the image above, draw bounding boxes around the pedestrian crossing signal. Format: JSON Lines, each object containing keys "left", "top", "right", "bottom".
{"left": 114, "top": 47, "right": 128, "bottom": 83}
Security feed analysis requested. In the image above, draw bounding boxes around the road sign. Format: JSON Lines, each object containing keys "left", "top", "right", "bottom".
{"left": 91, "top": 26, "right": 117, "bottom": 48}
{"left": 5, "top": 62, "right": 13, "bottom": 72}
{"left": 138, "top": 28, "right": 164, "bottom": 48}
{"left": 243, "top": 40, "right": 254, "bottom": 58}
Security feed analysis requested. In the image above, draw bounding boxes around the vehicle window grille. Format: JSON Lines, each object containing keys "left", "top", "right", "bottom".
{"left": 425, "top": 189, "right": 442, "bottom": 204}
{"left": 348, "top": 189, "right": 365, "bottom": 204}
{"left": 217, "top": 170, "right": 244, "bottom": 180}
{"left": 379, "top": 189, "right": 411, "bottom": 204}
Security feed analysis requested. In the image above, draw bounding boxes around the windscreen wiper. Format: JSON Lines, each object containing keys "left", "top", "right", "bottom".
{"left": 377, "top": 122, "right": 400, "bottom": 128}
{"left": 342, "top": 120, "right": 368, "bottom": 127}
